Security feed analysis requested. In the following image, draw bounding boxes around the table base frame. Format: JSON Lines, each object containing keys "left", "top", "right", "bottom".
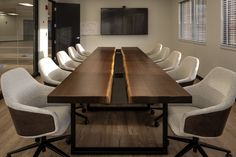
{"left": 70, "top": 103, "right": 169, "bottom": 155}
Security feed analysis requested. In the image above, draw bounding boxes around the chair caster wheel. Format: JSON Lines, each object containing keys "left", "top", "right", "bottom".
{"left": 85, "top": 119, "right": 89, "bottom": 125}
{"left": 82, "top": 108, "right": 86, "bottom": 113}
{"left": 150, "top": 110, "right": 155, "bottom": 115}
{"left": 226, "top": 153, "right": 232, "bottom": 157}
{"left": 154, "top": 121, "right": 160, "bottom": 127}
{"left": 66, "top": 136, "right": 71, "bottom": 145}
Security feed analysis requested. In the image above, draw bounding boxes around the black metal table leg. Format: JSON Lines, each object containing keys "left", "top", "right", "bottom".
{"left": 71, "top": 104, "right": 76, "bottom": 154}
{"left": 162, "top": 103, "right": 168, "bottom": 154}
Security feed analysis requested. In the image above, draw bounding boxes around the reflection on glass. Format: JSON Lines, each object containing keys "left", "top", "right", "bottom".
{"left": 0, "top": 0, "right": 34, "bottom": 78}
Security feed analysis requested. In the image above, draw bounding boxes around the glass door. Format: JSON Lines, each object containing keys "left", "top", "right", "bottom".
{"left": 0, "top": 0, "right": 36, "bottom": 91}
{"left": 0, "top": 0, "right": 35, "bottom": 74}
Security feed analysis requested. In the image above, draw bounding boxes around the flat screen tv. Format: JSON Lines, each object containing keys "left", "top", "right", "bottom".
{"left": 101, "top": 8, "right": 148, "bottom": 35}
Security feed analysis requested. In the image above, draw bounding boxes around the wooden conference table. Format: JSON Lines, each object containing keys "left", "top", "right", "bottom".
{"left": 48, "top": 47, "right": 192, "bottom": 155}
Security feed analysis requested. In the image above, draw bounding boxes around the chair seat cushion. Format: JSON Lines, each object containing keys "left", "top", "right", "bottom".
{"left": 168, "top": 105, "right": 199, "bottom": 137}
{"left": 44, "top": 105, "right": 71, "bottom": 136}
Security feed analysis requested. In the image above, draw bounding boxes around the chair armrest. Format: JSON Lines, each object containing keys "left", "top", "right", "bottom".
{"left": 163, "top": 66, "right": 174, "bottom": 71}
{"left": 44, "top": 77, "right": 61, "bottom": 86}
{"left": 29, "top": 84, "right": 69, "bottom": 108}
{"left": 62, "top": 65, "right": 75, "bottom": 71}
{"left": 176, "top": 77, "right": 194, "bottom": 84}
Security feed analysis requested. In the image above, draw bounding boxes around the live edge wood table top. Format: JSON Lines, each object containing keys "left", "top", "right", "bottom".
{"left": 48, "top": 46, "right": 191, "bottom": 105}
{"left": 121, "top": 47, "right": 191, "bottom": 104}
{"left": 48, "top": 47, "right": 116, "bottom": 104}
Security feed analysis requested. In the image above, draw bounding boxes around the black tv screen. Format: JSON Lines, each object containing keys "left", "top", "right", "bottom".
{"left": 101, "top": 8, "right": 148, "bottom": 35}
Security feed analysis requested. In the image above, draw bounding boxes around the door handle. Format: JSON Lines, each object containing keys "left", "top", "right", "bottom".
{"left": 76, "top": 37, "right": 80, "bottom": 39}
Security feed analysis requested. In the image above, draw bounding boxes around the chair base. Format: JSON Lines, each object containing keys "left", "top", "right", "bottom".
{"left": 148, "top": 103, "right": 163, "bottom": 127}
{"left": 6, "top": 135, "right": 70, "bottom": 157}
{"left": 168, "top": 136, "right": 232, "bottom": 157}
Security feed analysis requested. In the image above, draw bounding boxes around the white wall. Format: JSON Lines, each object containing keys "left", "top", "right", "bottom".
{"left": 57, "top": 0, "right": 172, "bottom": 52}
{"left": 170, "top": 0, "right": 236, "bottom": 77}
{"left": 0, "top": 15, "right": 24, "bottom": 41}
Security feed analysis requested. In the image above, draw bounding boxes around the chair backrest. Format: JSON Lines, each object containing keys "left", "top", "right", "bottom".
{"left": 154, "top": 47, "right": 170, "bottom": 61}
{"left": 68, "top": 46, "right": 79, "bottom": 59}
{"left": 56, "top": 50, "right": 78, "bottom": 70}
{"left": 76, "top": 43, "right": 86, "bottom": 55}
{"left": 153, "top": 43, "right": 162, "bottom": 54}
{"left": 167, "top": 56, "right": 199, "bottom": 82}
{"left": 158, "top": 50, "right": 182, "bottom": 71}
{"left": 68, "top": 46, "right": 86, "bottom": 61}
{"left": 1, "top": 68, "right": 57, "bottom": 137}
{"left": 160, "top": 47, "right": 170, "bottom": 59}
{"left": 179, "top": 56, "right": 199, "bottom": 81}
{"left": 147, "top": 43, "right": 163, "bottom": 56}
{"left": 57, "top": 50, "right": 72, "bottom": 65}
{"left": 197, "top": 67, "right": 236, "bottom": 109}
{"left": 1, "top": 68, "right": 39, "bottom": 108}
{"left": 39, "top": 57, "right": 70, "bottom": 85}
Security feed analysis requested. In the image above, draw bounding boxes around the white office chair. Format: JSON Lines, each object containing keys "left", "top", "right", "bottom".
{"left": 153, "top": 47, "right": 170, "bottom": 63}
{"left": 151, "top": 56, "right": 200, "bottom": 125}
{"left": 168, "top": 67, "right": 236, "bottom": 157}
{"left": 157, "top": 51, "right": 182, "bottom": 71}
{"left": 56, "top": 51, "right": 80, "bottom": 71}
{"left": 38, "top": 57, "right": 71, "bottom": 86}
{"left": 167, "top": 56, "right": 199, "bottom": 86}
{"left": 68, "top": 46, "right": 86, "bottom": 62}
{"left": 146, "top": 43, "right": 163, "bottom": 58}
{"left": 1, "top": 68, "right": 70, "bottom": 157}
{"left": 75, "top": 43, "right": 91, "bottom": 57}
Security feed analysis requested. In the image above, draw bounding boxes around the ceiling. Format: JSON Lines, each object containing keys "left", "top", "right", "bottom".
{"left": 0, "top": 0, "right": 34, "bottom": 17}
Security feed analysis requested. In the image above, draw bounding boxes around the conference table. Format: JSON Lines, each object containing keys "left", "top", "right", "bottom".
{"left": 48, "top": 47, "right": 192, "bottom": 155}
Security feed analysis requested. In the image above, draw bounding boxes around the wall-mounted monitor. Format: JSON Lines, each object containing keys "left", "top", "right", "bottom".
{"left": 101, "top": 8, "right": 148, "bottom": 35}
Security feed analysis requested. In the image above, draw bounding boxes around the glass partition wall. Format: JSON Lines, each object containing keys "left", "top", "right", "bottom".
{"left": 48, "top": 1, "right": 52, "bottom": 58}
{"left": 0, "top": 0, "right": 36, "bottom": 92}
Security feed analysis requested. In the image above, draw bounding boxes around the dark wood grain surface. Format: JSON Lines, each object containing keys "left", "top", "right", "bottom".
{"left": 48, "top": 47, "right": 116, "bottom": 104}
{"left": 121, "top": 47, "right": 192, "bottom": 104}
{"left": 48, "top": 47, "right": 191, "bottom": 105}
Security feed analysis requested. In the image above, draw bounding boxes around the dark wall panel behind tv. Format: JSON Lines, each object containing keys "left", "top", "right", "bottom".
{"left": 101, "top": 8, "right": 148, "bottom": 35}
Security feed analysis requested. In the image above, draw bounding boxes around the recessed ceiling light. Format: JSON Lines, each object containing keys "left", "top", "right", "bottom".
{"left": 18, "top": 3, "right": 33, "bottom": 7}
{"left": 8, "top": 13, "right": 19, "bottom": 16}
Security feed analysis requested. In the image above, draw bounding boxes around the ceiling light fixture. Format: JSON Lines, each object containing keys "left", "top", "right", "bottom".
{"left": 8, "top": 13, "right": 19, "bottom": 16}
{"left": 18, "top": 3, "right": 34, "bottom": 7}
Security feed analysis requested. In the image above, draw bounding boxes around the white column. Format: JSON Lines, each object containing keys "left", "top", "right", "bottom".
{"left": 38, "top": 0, "right": 48, "bottom": 59}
